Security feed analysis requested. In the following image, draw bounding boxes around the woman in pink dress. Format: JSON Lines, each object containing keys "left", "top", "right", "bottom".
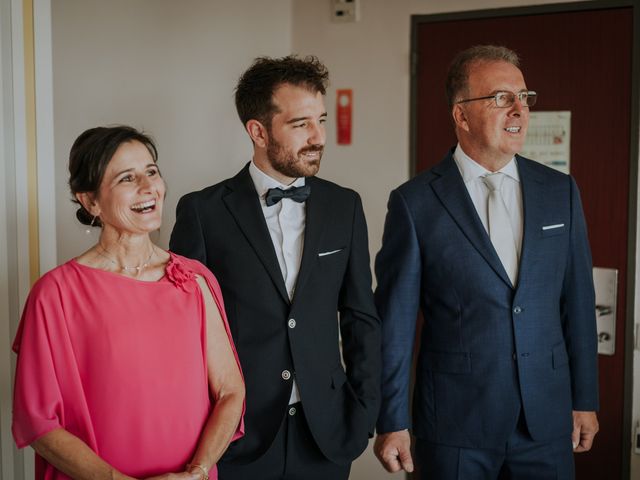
{"left": 12, "top": 126, "right": 245, "bottom": 480}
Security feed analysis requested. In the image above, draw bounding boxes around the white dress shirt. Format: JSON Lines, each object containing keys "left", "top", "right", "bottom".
{"left": 453, "top": 144, "right": 524, "bottom": 260}
{"left": 249, "top": 160, "right": 305, "bottom": 404}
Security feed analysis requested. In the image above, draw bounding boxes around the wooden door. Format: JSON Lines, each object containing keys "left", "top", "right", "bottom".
{"left": 412, "top": 3, "right": 636, "bottom": 479}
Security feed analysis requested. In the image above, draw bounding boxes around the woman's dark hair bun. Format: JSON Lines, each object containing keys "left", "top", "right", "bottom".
{"left": 76, "top": 206, "right": 102, "bottom": 227}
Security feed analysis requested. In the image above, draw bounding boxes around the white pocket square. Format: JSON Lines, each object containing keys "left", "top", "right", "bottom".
{"left": 318, "top": 249, "right": 343, "bottom": 257}
{"left": 542, "top": 223, "right": 565, "bottom": 231}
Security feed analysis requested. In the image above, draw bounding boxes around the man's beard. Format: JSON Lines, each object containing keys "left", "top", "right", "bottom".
{"left": 266, "top": 135, "right": 323, "bottom": 179}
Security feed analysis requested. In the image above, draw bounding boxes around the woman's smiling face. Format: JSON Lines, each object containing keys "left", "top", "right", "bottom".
{"left": 91, "top": 140, "right": 165, "bottom": 236}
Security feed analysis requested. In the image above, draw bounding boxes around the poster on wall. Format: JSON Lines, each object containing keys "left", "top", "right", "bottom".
{"left": 520, "top": 111, "right": 571, "bottom": 174}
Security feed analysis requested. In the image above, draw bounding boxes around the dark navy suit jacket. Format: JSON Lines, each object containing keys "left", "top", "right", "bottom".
{"left": 375, "top": 151, "right": 598, "bottom": 448}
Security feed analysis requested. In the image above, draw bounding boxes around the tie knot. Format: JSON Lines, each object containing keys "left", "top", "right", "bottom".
{"left": 265, "top": 185, "right": 311, "bottom": 207}
{"left": 483, "top": 172, "right": 505, "bottom": 192}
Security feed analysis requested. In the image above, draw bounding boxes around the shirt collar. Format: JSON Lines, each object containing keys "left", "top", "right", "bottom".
{"left": 453, "top": 144, "right": 520, "bottom": 184}
{"left": 249, "top": 160, "right": 306, "bottom": 200}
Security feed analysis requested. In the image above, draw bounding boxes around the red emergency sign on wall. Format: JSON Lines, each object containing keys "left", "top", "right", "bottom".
{"left": 336, "top": 89, "right": 352, "bottom": 145}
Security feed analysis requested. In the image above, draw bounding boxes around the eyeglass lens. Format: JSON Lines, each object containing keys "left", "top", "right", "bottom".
{"left": 496, "top": 91, "right": 537, "bottom": 107}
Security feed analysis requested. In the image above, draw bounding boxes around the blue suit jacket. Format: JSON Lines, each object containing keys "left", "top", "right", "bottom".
{"left": 375, "top": 151, "right": 598, "bottom": 448}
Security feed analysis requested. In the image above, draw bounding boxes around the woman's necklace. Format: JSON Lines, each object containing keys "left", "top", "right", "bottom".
{"left": 96, "top": 244, "right": 155, "bottom": 273}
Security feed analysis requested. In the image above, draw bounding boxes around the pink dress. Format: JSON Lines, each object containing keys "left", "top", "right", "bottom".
{"left": 12, "top": 252, "right": 243, "bottom": 480}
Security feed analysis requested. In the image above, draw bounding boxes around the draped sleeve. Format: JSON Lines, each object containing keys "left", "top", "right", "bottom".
{"left": 168, "top": 253, "right": 245, "bottom": 441}
{"left": 13, "top": 272, "right": 70, "bottom": 447}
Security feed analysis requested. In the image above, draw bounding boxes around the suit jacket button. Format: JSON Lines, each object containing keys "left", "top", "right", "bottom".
{"left": 513, "top": 306, "right": 522, "bottom": 314}
{"left": 281, "top": 370, "right": 291, "bottom": 380}
{"left": 288, "top": 406, "right": 297, "bottom": 416}
{"left": 288, "top": 318, "right": 297, "bottom": 328}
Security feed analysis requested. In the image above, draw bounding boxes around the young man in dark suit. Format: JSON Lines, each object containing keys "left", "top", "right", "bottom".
{"left": 170, "top": 55, "right": 380, "bottom": 480}
{"left": 374, "top": 45, "right": 599, "bottom": 479}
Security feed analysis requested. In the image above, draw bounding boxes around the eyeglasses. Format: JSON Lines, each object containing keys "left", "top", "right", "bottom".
{"left": 456, "top": 91, "right": 537, "bottom": 108}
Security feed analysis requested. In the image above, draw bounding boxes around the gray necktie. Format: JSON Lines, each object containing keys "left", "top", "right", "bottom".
{"left": 483, "top": 173, "right": 518, "bottom": 285}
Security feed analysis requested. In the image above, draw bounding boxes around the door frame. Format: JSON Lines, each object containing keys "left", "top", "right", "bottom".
{"left": 409, "top": 1, "right": 639, "bottom": 478}
{"left": 0, "top": 0, "right": 55, "bottom": 478}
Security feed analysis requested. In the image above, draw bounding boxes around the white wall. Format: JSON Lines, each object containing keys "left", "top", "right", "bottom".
{"left": 52, "top": 0, "right": 292, "bottom": 261}
{"left": 0, "top": 4, "right": 17, "bottom": 478}
{"left": 632, "top": 122, "right": 640, "bottom": 476}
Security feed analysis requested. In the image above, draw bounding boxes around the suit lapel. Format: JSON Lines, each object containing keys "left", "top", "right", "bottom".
{"left": 430, "top": 153, "right": 513, "bottom": 288}
{"left": 223, "top": 165, "right": 290, "bottom": 303}
{"left": 515, "top": 156, "right": 546, "bottom": 292}
{"left": 293, "top": 176, "right": 329, "bottom": 297}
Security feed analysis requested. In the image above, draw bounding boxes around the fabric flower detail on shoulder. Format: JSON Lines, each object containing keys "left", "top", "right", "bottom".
{"left": 165, "top": 254, "right": 197, "bottom": 293}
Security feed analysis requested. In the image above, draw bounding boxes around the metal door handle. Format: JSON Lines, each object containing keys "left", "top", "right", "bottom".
{"left": 593, "top": 267, "right": 617, "bottom": 356}
{"left": 596, "top": 305, "right": 613, "bottom": 316}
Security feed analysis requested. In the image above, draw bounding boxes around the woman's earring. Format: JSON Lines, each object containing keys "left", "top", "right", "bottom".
{"left": 85, "top": 216, "right": 97, "bottom": 235}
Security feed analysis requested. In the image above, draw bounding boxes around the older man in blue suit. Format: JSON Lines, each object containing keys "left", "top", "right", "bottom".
{"left": 373, "top": 45, "right": 599, "bottom": 479}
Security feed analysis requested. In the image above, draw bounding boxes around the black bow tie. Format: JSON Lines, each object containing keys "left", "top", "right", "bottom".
{"left": 265, "top": 185, "right": 311, "bottom": 206}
